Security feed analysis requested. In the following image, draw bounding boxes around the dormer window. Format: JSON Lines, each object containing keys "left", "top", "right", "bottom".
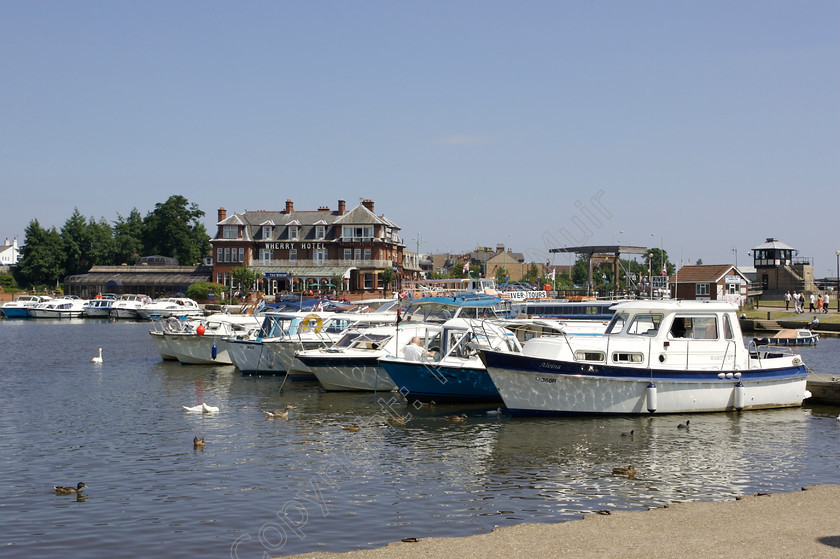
{"left": 223, "top": 225, "right": 239, "bottom": 239}
{"left": 288, "top": 225, "right": 299, "bottom": 240}
{"left": 316, "top": 225, "right": 325, "bottom": 240}
{"left": 262, "top": 226, "right": 272, "bottom": 240}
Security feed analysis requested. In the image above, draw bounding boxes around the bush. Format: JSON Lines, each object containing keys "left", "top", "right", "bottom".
{"left": 186, "top": 281, "right": 227, "bottom": 301}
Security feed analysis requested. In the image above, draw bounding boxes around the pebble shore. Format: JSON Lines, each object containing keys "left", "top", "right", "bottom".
{"left": 281, "top": 484, "right": 840, "bottom": 559}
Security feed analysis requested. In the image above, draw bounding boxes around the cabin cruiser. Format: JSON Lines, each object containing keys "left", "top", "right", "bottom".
{"left": 0, "top": 294, "right": 53, "bottom": 318}
{"left": 28, "top": 296, "right": 88, "bottom": 319}
{"left": 480, "top": 300, "right": 809, "bottom": 415}
{"left": 109, "top": 294, "right": 153, "bottom": 319}
{"left": 136, "top": 297, "right": 204, "bottom": 320}
{"left": 150, "top": 313, "right": 262, "bottom": 364}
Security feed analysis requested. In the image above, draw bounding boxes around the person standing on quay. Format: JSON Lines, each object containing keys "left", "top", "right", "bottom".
{"left": 793, "top": 291, "right": 800, "bottom": 313}
{"left": 817, "top": 294, "right": 823, "bottom": 313}
{"left": 785, "top": 291, "right": 791, "bottom": 311}
{"left": 809, "top": 293, "right": 816, "bottom": 313}
{"left": 824, "top": 292, "right": 830, "bottom": 314}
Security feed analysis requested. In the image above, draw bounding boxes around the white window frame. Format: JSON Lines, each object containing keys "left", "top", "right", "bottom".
{"left": 696, "top": 283, "right": 710, "bottom": 296}
{"left": 316, "top": 225, "right": 325, "bottom": 240}
{"left": 289, "top": 249, "right": 297, "bottom": 261}
{"left": 343, "top": 248, "right": 352, "bottom": 260}
{"left": 223, "top": 225, "right": 238, "bottom": 239}
{"left": 288, "top": 225, "right": 299, "bottom": 240}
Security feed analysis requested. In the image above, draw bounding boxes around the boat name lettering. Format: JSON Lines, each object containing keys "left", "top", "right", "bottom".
{"left": 539, "top": 361, "right": 564, "bottom": 370}
{"left": 264, "top": 242, "right": 326, "bottom": 250}
{"left": 537, "top": 376, "right": 557, "bottom": 383}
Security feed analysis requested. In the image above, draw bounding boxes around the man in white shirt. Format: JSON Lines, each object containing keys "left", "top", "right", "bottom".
{"left": 403, "top": 337, "right": 434, "bottom": 361}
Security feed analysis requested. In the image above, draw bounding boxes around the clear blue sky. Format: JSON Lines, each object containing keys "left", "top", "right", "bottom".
{"left": 2, "top": 1, "right": 838, "bottom": 274}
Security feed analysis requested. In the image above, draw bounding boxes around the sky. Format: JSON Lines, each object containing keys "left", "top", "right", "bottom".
{"left": 2, "top": 1, "right": 839, "bottom": 275}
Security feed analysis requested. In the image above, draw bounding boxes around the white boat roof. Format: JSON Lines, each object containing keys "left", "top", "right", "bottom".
{"left": 611, "top": 300, "right": 738, "bottom": 313}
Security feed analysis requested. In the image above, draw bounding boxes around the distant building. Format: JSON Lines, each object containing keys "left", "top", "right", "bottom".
{"left": 669, "top": 264, "right": 749, "bottom": 306}
{"left": 64, "top": 256, "right": 211, "bottom": 298}
{"left": 751, "top": 237, "right": 815, "bottom": 297}
{"left": 210, "top": 199, "right": 404, "bottom": 296}
{"left": 0, "top": 237, "right": 20, "bottom": 267}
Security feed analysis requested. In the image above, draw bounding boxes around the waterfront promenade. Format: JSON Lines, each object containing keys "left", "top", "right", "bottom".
{"left": 282, "top": 484, "right": 840, "bottom": 559}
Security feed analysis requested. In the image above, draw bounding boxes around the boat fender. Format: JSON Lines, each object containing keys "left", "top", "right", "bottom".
{"left": 196, "top": 324, "right": 205, "bottom": 336}
{"left": 646, "top": 383, "right": 657, "bottom": 413}
{"left": 211, "top": 342, "right": 217, "bottom": 360}
{"left": 734, "top": 382, "right": 745, "bottom": 410}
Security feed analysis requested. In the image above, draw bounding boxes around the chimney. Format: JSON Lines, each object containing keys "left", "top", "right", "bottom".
{"left": 285, "top": 199, "right": 294, "bottom": 213}
{"left": 338, "top": 199, "right": 346, "bottom": 214}
{"left": 362, "top": 199, "right": 374, "bottom": 213}
{"left": 3, "top": 238, "right": 7, "bottom": 247}
{"left": 12, "top": 237, "right": 16, "bottom": 249}
{"left": 318, "top": 205, "right": 330, "bottom": 211}
{"left": 217, "top": 207, "right": 227, "bottom": 222}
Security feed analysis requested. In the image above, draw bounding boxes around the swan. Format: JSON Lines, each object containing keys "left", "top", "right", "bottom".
{"left": 486, "top": 407, "right": 502, "bottom": 416}
{"left": 182, "top": 404, "right": 204, "bottom": 413}
{"left": 54, "top": 482, "right": 86, "bottom": 494}
{"left": 201, "top": 403, "right": 219, "bottom": 413}
{"left": 91, "top": 348, "right": 103, "bottom": 364}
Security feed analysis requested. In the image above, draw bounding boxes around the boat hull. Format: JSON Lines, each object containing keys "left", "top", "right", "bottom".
{"left": 0, "top": 307, "right": 32, "bottom": 318}
{"left": 296, "top": 354, "right": 397, "bottom": 391}
{"left": 482, "top": 350, "right": 809, "bottom": 415}
{"left": 380, "top": 358, "right": 502, "bottom": 403}
{"left": 28, "top": 309, "right": 86, "bottom": 319}
{"left": 227, "top": 339, "right": 284, "bottom": 374}
{"left": 149, "top": 331, "right": 178, "bottom": 361}
{"left": 168, "top": 334, "right": 233, "bottom": 365}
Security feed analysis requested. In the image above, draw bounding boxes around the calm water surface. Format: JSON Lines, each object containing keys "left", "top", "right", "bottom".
{"left": 1, "top": 320, "right": 839, "bottom": 558}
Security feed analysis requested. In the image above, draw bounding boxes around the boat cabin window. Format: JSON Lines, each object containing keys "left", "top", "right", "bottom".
{"left": 574, "top": 350, "right": 605, "bottom": 362}
{"left": 626, "top": 313, "right": 663, "bottom": 336}
{"left": 723, "top": 314, "right": 734, "bottom": 340}
{"left": 669, "top": 316, "right": 718, "bottom": 340}
{"left": 612, "top": 352, "right": 644, "bottom": 363}
{"left": 605, "top": 312, "right": 629, "bottom": 334}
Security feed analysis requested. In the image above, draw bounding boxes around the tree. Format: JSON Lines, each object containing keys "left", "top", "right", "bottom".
{"left": 379, "top": 267, "right": 396, "bottom": 295}
{"left": 113, "top": 208, "right": 145, "bottom": 264}
{"left": 15, "top": 219, "right": 64, "bottom": 288}
{"left": 231, "top": 266, "right": 262, "bottom": 294}
{"left": 143, "top": 195, "right": 210, "bottom": 265}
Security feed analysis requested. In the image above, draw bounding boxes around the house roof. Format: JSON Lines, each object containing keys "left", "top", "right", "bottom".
{"left": 753, "top": 238, "right": 795, "bottom": 251}
{"left": 670, "top": 264, "right": 748, "bottom": 283}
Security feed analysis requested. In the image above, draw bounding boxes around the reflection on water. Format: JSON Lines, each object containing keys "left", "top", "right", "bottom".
{"left": 1, "top": 321, "right": 839, "bottom": 558}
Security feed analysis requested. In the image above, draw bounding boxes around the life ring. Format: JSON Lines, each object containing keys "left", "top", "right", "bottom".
{"left": 166, "top": 317, "right": 183, "bottom": 333}
{"left": 299, "top": 313, "right": 323, "bottom": 334}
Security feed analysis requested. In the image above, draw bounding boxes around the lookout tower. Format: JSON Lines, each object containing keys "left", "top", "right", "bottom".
{"left": 752, "top": 238, "right": 814, "bottom": 296}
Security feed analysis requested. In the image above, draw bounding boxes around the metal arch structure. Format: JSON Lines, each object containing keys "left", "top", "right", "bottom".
{"left": 549, "top": 245, "right": 650, "bottom": 296}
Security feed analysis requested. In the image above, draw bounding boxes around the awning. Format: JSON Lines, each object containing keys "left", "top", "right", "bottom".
{"left": 258, "top": 266, "right": 353, "bottom": 279}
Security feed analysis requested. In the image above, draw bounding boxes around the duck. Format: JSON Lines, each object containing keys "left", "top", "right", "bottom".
{"left": 91, "top": 348, "right": 103, "bottom": 364}
{"left": 54, "top": 482, "right": 87, "bottom": 494}
{"left": 388, "top": 415, "right": 407, "bottom": 425}
{"left": 264, "top": 405, "right": 294, "bottom": 419}
{"left": 621, "top": 429, "right": 634, "bottom": 437}
{"left": 341, "top": 424, "right": 360, "bottom": 432}
{"left": 612, "top": 465, "right": 636, "bottom": 477}
{"left": 445, "top": 413, "right": 468, "bottom": 422}
{"left": 486, "top": 407, "right": 503, "bottom": 416}
{"left": 677, "top": 420, "right": 691, "bottom": 429}
{"left": 193, "top": 436, "right": 206, "bottom": 447}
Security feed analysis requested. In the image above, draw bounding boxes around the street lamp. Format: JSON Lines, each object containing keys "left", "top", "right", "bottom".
{"left": 648, "top": 252, "right": 653, "bottom": 299}
{"left": 836, "top": 250, "right": 839, "bottom": 312}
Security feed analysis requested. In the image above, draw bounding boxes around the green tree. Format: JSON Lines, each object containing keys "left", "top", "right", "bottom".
{"left": 60, "top": 210, "right": 115, "bottom": 276}
{"left": 379, "top": 267, "right": 396, "bottom": 295}
{"left": 143, "top": 195, "right": 210, "bottom": 265}
{"left": 15, "top": 219, "right": 64, "bottom": 288}
{"left": 231, "top": 266, "right": 262, "bottom": 294}
{"left": 113, "top": 208, "right": 145, "bottom": 264}
{"left": 0, "top": 272, "right": 18, "bottom": 291}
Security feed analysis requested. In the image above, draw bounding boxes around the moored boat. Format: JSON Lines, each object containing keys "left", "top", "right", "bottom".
{"left": 110, "top": 294, "right": 153, "bottom": 319}
{"left": 753, "top": 328, "right": 819, "bottom": 346}
{"left": 481, "top": 300, "right": 809, "bottom": 415}
{"left": 28, "top": 296, "right": 88, "bottom": 319}
{"left": 136, "top": 297, "right": 204, "bottom": 320}
{"left": 83, "top": 297, "right": 115, "bottom": 318}
{"left": 162, "top": 313, "right": 263, "bottom": 365}
{"left": 0, "top": 294, "right": 53, "bottom": 318}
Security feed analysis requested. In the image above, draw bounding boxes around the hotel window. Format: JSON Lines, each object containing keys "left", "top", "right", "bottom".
{"left": 216, "top": 272, "right": 223, "bottom": 284}
{"left": 364, "top": 273, "right": 374, "bottom": 290}
{"left": 217, "top": 248, "right": 223, "bottom": 263}
{"left": 316, "top": 225, "right": 325, "bottom": 239}
{"left": 238, "top": 248, "right": 245, "bottom": 263}
{"left": 259, "top": 249, "right": 273, "bottom": 264}
{"left": 363, "top": 249, "right": 371, "bottom": 260}
{"left": 288, "top": 225, "right": 299, "bottom": 240}
{"left": 696, "top": 283, "right": 710, "bottom": 296}
{"left": 223, "top": 225, "right": 239, "bottom": 239}
{"left": 342, "top": 225, "right": 373, "bottom": 239}
{"left": 314, "top": 249, "right": 327, "bottom": 263}
{"left": 344, "top": 248, "right": 352, "bottom": 260}
{"left": 289, "top": 249, "right": 297, "bottom": 261}
{"left": 354, "top": 248, "right": 361, "bottom": 260}
{"left": 262, "top": 226, "right": 272, "bottom": 240}
{"left": 224, "top": 248, "right": 231, "bottom": 263}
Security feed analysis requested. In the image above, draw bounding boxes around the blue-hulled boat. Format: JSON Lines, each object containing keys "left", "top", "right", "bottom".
{"left": 0, "top": 295, "right": 53, "bottom": 318}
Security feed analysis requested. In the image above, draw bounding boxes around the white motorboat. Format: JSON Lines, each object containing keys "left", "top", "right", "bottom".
{"left": 28, "top": 296, "right": 88, "bottom": 319}
{"left": 136, "top": 297, "right": 204, "bottom": 320}
{"left": 83, "top": 298, "right": 115, "bottom": 318}
{"left": 296, "top": 323, "right": 443, "bottom": 391}
{"left": 480, "top": 300, "right": 810, "bottom": 415}
{"left": 158, "top": 313, "right": 263, "bottom": 365}
{"left": 109, "top": 294, "right": 153, "bottom": 319}
{"left": 0, "top": 294, "right": 53, "bottom": 318}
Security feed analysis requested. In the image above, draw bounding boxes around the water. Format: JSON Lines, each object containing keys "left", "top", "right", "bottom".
{"left": 1, "top": 320, "right": 839, "bottom": 558}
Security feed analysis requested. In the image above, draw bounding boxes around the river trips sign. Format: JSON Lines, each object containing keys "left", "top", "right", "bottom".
{"left": 499, "top": 290, "right": 548, "bottom": 300}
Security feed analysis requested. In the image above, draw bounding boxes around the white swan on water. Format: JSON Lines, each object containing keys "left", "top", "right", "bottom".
{"left": 91, "top": 348, "right": 103, "bottom": 364}
{"left": 182, "top": 403, "right": 219, "bottom": 413}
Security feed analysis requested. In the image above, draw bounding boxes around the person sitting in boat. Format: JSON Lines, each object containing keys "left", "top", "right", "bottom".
{"left": 403, "top": 337, "right": 435, "bottom": 361}
{"left": 810, "top": 317, "right": 820, "bottom": 329}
